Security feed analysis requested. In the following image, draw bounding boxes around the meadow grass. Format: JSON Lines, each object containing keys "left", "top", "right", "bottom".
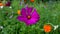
{"left": 0, "top": 0, "right": 60, "bottom": 34}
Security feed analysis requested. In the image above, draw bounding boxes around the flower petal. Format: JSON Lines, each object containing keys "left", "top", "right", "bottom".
{"left": 21, "top": 8, "right": 27, "bottom": 16}
{"left": 25, "top": 18, "right": 38, "bottom": 26}
{"left": 32, "top": 8, "right": 40, "bottom": 18}
{"left": 25, "top": 6, "right": 33, "bottom": 14}
{"left": 25, "top": 8, "right": 40, "bottom": 26}
{"left": 17, "top": 16, "right": 27, "bottom": 22}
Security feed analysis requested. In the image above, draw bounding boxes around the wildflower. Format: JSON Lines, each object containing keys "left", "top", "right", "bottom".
{"left": 9, "top": 6, "right": 12, "bottom": 8}
{"left": 30, "top": 0, "right": 34, "bottom": 2}
{"left": 0, "top": 2, "right": 3, "bottom": 6}
{"left": 9, "top": 15, "right": 13, "bottom": 19}
{"left": 54, "top": 25, "right": 59, "bottom": 30}
{"left": 17, "top": 10, "right": 21, "bottom": 15}
{"left": 47, "top": 23, "right": 59, "bottom": 30}
{"left": 17, "top": 6, "right": 40, "bottom": 26}
{"left": 5, "top": 1, "right": 11, "bottom": 6}
{"left": 43, "top": 24, "right": 52, "bottom": 32}
{"left": 0, "top": 2, "right": 3, "bottom": 9}
{"left": 0, "top": 26, "right": 3, "bottom": 29}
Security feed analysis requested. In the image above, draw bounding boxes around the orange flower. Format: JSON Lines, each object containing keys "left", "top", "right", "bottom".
{"left": 30, "top": 0, "right": 34, "bottom": 2}
{"left": 43, "top": 24, "right": 52, "bottom": 33}
{"left": 17, "top": 10, "right": 21, "bottom": 15}
{"left": 0, "top": 2, "right": 3, "bottom": 6}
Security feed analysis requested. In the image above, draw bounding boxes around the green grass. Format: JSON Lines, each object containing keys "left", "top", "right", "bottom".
{"left": 0, "top": 0, "right": 60, "bottom": 34}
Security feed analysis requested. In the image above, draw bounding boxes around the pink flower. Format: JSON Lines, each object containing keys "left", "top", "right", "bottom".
{"left": 5, "top": 1, "right": 11, "bottom": 6}
{"left": 17, "top": 6, "right": 40, "bottom": 26}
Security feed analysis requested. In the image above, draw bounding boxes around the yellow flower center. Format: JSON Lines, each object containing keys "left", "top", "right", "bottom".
{"left": 27, "top": 16, "right": 31, "bottom": 19}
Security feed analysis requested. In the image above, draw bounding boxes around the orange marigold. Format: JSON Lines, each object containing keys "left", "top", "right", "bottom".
{"left": 43, "top": 24, "right": 52, "bottom": 33}
{"left": 30, "top": 0, "right": 34, "bottom": 2}
{"left": 0, "top": 2, "right": 3, "bottom": 6}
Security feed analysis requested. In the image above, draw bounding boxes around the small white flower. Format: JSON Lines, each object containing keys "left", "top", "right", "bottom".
{"left": 9, "top": 6, "right": 12, "bottom": 9}
{"left": 0, "top": 6, "right": 3, "bottom": 9}
{"left": 54, "top": 25, "right": 59, "bottom": 30}
{"left": 9, "top": 15, "right": 13, "bottom": 19}
{"left": 0, "top": 26, "right": 3, "bottom": 29}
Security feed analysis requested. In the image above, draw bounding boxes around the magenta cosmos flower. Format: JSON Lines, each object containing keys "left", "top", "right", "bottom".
{"left": 17, "top": 6, "right": 40, "bottom": 26}
{"left": 5, "top": 1, "right": 11, "bottom": 6}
